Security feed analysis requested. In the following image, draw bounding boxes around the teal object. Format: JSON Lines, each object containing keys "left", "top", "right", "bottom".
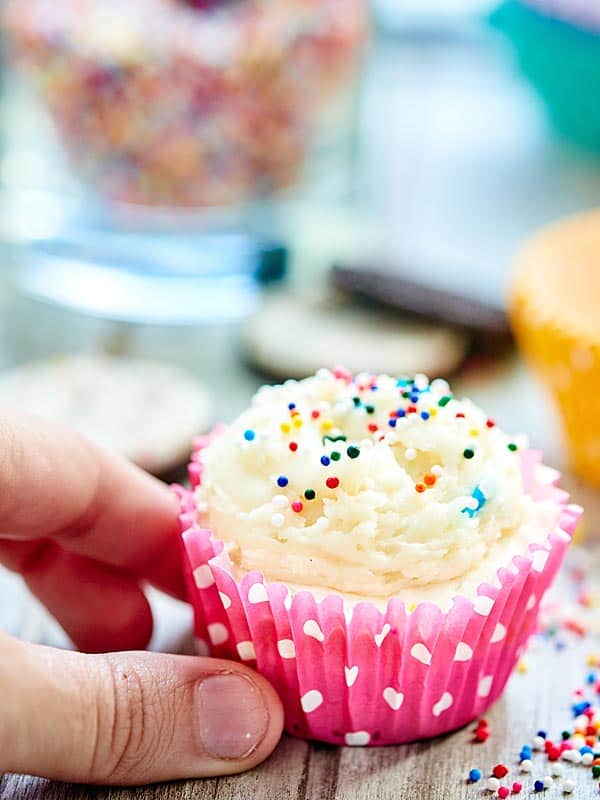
{"left": 490, "top": 1, "right": 600, "bottom": 151}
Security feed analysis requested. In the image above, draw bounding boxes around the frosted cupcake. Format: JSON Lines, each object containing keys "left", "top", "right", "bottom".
{"left": 178, "top": 368, "right": 580, "bottom": 745}
{"left": 510, "top": 210, "right": 600, "bottom": 488}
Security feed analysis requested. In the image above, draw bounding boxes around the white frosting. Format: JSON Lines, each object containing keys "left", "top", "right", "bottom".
{"left": 196, "top": 369, "right": 560, "bottom": 603}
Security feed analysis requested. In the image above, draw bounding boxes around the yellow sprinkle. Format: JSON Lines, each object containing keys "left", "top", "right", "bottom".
{"left": 516, "top": 660, "right": 528, "bottom": 674}
{"left": 321, "top": 419, "right": 333, "bottom": 432}
{"left": 407, "top": 603, "right": 416, "bottom": 612}
{"left": 429, "top": 407, "right": 438, "bottom": 417}
{"left": 587, "top": 653, "right": 599, "bottom": 667}
{"left": 293, "top": 417, "right": 303, "bottom": 428}
{"left": 280, "top": 422, "right": 291, "bottom": 434}
{"left": 469, "top": 428, "right": 479, "bottom": 437}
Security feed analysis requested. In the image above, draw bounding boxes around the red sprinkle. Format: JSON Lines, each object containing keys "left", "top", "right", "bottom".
{"left": 291, "top": 501, "right": 303, "bottom": 513}
{"left": 289, "top": 442, "right": 298, "bottom": 452}
{"left": 498, "top": 788, "right": 510, "bottom": 799}
{"left": 474, "top": 728, "right": 489, "bottom": 742}
{"left": 493, "top": 765, "right": 509, "bottom": 779}
{"left": 486, "top": 419, "right": 496, "bottom": 428}
{"left": 368, "top": 423, "right": 378, "bottom": 432}
{"left": 415, "top": 483, "right": 426, "bottom": 493}
{"left": 326, "top": 477, "right": 340, "bottom": 490}
{"left": 311, "top": 410, "right": 320, "bottom": 419}
{"left": 544, "top": 740, "right": 555, "bottom": 753}
{"left": 407, "top": 405, "right": 417, "bottom": 414}
{"left": 423, "top": 474, "right": 436, "bottom": 486}
{"left": 511, "top": 783, "right": 522, "bottom": 795}
{"left": 587, "top": 725, "right": 596, "bottom": 736}
{"left": 547, "top": 746, "right": 561, "bottom": 761}
{"left": 476, "top": 719, "right": 489, "bottom": 729}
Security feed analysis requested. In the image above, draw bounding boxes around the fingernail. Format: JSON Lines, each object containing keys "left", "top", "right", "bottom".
{"left": 197, "top": 672, "right": 269, "bottom": 760}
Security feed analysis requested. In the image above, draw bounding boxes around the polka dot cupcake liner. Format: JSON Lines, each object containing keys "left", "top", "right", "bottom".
{"left": 177, "top": 433, "right": 581, "bottom": 746}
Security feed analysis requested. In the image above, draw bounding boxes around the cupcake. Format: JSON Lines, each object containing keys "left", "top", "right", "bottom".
{"left": 3, "top": 0, "right": 367, "bottom": 207}
{"left": 510, "top": 210, "right": 600, "bottom": 488}
{"left": 178, "top": 368, "right": 580, "bottom": 745}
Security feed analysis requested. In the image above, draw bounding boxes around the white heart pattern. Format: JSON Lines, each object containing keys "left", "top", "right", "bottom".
{"left": 383, "top": 687, "right": 404, "bottom": 711}
{"left": 410, "top": 642, "right": 432, "bottom": 666}
{"left": 277, "top": 639, "right": 296, "bottom": 659}
{"left": 236, "top": 641, "right": 256, "bottom": 661}
{"left": 194, "top": 637, "right": 210, "bottom": 657}
{"left": 375, "top": 623, "right": 391, "bottom": 647}
{"left": 193, "top": 565, "right": 215, "bottom": 589}
{"left": 345, "top": 731, "right": 371, "bottom": 746}
{"left": 454, "top": 642, "right": 473, "bottom": 662}
{"left": 345, "top": 666, "right": 359, "bottom": 687}
{"left": 532, "top": 549, "right": 549, "bottom": 572}
{"left": 207, "top": 622, "right": 228, "bottom": 646}
{"left": 473, "top": 595, "right": 494, "bottom": 616}
{"left": 432, "top": 691, "right": 453, "bottom": 717}
{"left": 219, "top": 592, "right": 232, "bottom": 610}
{"left": 301, "top": 690, "right": 324, "bottom": 713}
{"left": 478, "top": 675, "right": 493, "bottom": 697}
{"left": 526, "top": 594, "right": 537, "bottom": 611}
{"left": 491, "top": 623, "right": 506, "bottom": 643}
{"left": 303, "top": 619, "right": 325, "bottom": 642}
{"left": 248, "top": 583, "right": 269, "bottom": 604}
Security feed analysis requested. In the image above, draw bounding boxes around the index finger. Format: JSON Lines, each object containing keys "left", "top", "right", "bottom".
{"left": 0, "top": 412, "right": 185, "bottom": 600}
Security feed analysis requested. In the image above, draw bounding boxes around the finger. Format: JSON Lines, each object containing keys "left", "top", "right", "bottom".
{"left": 0, "top": 412, "right": 185, "bottom": 599}
{"left": 0, "top": 538, "right": 152, "bottom": 652}
{"left": 1, "top": 631, "right": 284, "bottom": 784}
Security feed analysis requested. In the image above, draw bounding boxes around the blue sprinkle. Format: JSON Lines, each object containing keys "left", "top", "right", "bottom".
{"left": 572, "top": 701, "right": 591, "bottom": 716}
{"left": 370, "top": 385, "right": 379, "bottom": 391}
{"left": 420, "top": 411, "right": 430, "bottom": 420}
{"left": 468, "top": 768, "right": 482, "bottom": 782}
{"left": 537, "top": 730, "right": 547, "bottom": 739}
{"left": 320, "top": 456, "right": 330, "bottom": 466}
{"left": 534, "top": 780, "right": 544, "bottom": 792}
{"left": 288, "top": 402, "right": 296, "bottom": 410}
{"left": 244, "top": 429, "right": 255, "bottom": 441}
{"left": 461, "top": 485, "right": 487, "bottom": 518}
{"left": 397, "top": 409, "right": 406, "bottom": 418}
{"left": 588, "top": 672, "right": 597, "bottom": 684}
{"left": 277, "top": 476, "right": 289, "bottom": 487}
{"left": 580, "top": 745, "right": 594, "bottom": 754}
{"left": 388, "top": 419, "right": 397, "bottom": 428}
{"left": 410, "top": 393, "right": 419, "bottom": 402}
{"left": 555, "top": 640, "right": 566, "bottom": 651}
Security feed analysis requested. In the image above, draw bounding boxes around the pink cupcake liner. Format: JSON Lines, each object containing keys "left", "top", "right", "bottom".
{"left": 177, "top": 432, "right": 581, "bottom": 746}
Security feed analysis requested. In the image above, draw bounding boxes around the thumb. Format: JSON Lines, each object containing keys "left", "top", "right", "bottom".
{"left": 0, "top": 632, "right": 284, "bottom": 785}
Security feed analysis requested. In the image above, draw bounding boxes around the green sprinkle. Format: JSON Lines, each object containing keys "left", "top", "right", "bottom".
{"left": 593, "top": 765, "right": 600, "bottom": 779}
{"left": 304, "top": 489, "right": 316, "bottom": 501}
{"left": 352, "top": 396, "right": 361, "bottom": 406}
{"left": 508, "top": 442, "right": 518, "bottom": 452}
{"left": 331, "top": 451, "right": 341, "bottom": 461}
{"left": 402, "top": 391, "right": 410, "bottom": 399}
{"left": 322, "top": 434, "right": 347, "bottom": 444}
{"left": 463, "top": 448, "right": 475, "bottom": 459}
{"left": 438, "top": 395, "right": 452, "bottom": 407}
{"left": 365, "top": 405, "right": 375, "bottom": 414}
{"left": 347, "top": 445, "right": 360, "bottom": 459}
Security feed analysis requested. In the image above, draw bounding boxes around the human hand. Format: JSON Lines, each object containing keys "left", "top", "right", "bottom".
{"left": 0, "top": 413, "right": 283, "bottom": 785}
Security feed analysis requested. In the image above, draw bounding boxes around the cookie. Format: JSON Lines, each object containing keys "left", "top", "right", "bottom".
{"left": 244, "top": 291, "right": 469, "bottom": 379}
{"left": 0, "top": 355, "right": 213, "bottom": 476}
{"left": 332, "top": 264, "right": 512, "bottom": 342}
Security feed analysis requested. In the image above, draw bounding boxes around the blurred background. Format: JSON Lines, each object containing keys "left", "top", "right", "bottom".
{"left": 1, "top": 0, "right": 600, "bottom": 641}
